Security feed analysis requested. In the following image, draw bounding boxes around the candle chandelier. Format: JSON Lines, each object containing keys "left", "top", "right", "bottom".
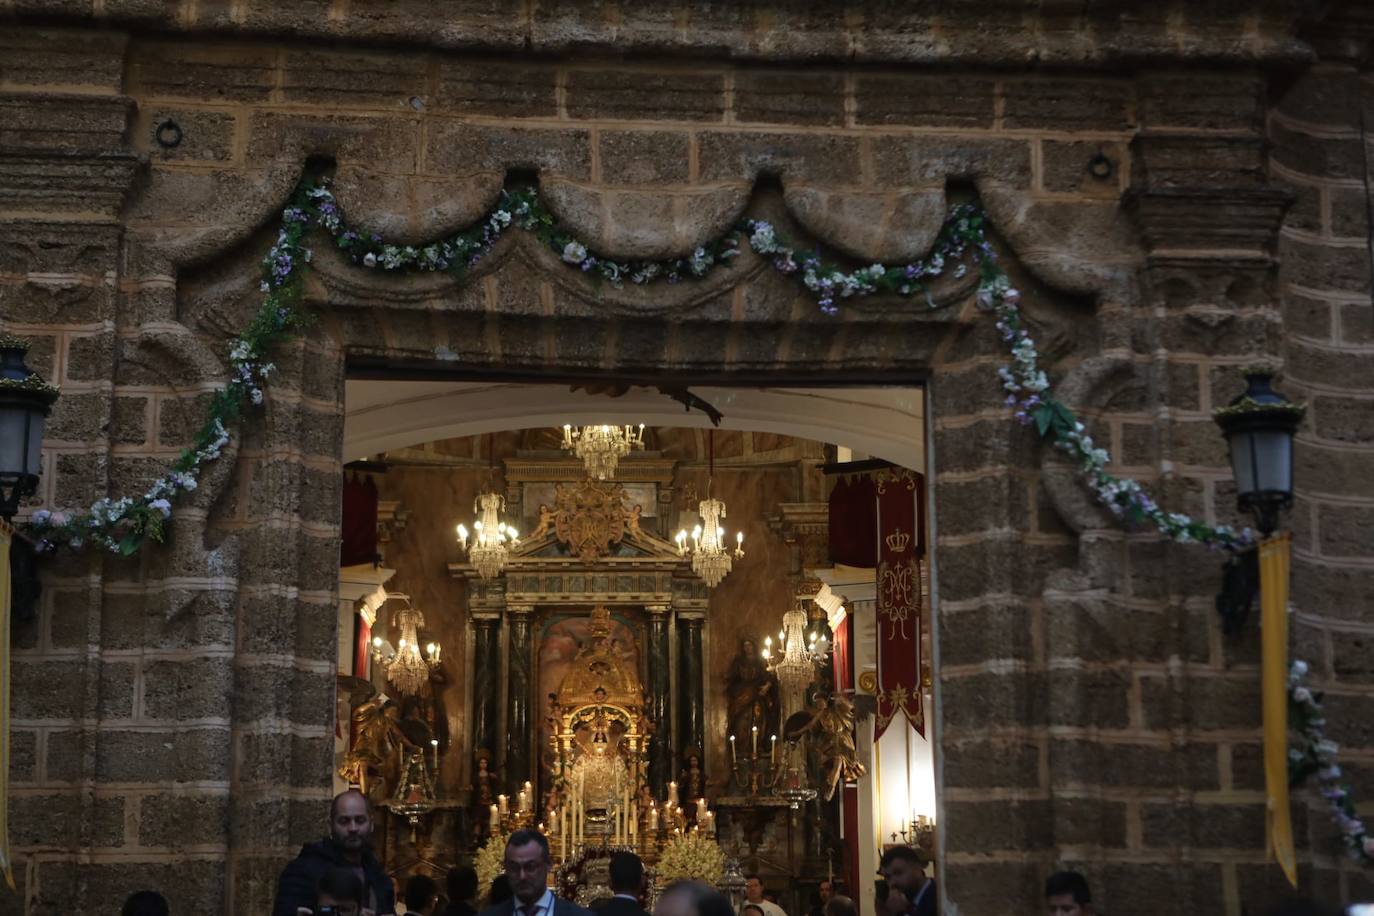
{"left": 370, "top": 594, "right": 441, "bottom": 696}
{"left": 561, "top": 423, "right": 645, "bottom": 479}
{"left": 763, "top": 601, "right": 829, "bottom": 719}
{"left": 674, "top": 430, "right": 744, "bottom": 588}
{"left": 456, "top": 435, "right": 519, "bottom": 580}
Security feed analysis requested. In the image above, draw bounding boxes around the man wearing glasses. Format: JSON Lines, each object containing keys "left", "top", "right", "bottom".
{"left": 480, "top": 829, "right": 593, "bottom": 916}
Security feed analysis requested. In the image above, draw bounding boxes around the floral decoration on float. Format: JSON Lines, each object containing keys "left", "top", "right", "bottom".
{"left": 655, "top": 832, "right": 725, "bottom": 886}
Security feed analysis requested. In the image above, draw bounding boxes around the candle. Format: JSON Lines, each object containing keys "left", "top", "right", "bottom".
{"left": 489, "top": 803, "right": 498, "bottom": 827}
{"left": 524, "top": 781, "right": 533, "bottom": 810}
{"left": 752, "top": 725, "right": 758, "bottom": 755}
{"left": 649, "top": 804, "right": 658, "bottom": 831}
{"left": 430, "top": 739, "right": 439, "bottom": 776}
{"left": 730, "top": 734, "right": 737, "bottom": 764}
{"left": 498, "top": 794, "right": 508, "bottom": 815}
{"left": 771, "top": 734, "right": 777, "bottom": 764}
{"left": 518, "top": 790, "right": 527, "bottom": 813}
{"left": 668, "top": 780, "right": 678, "bottom": 806}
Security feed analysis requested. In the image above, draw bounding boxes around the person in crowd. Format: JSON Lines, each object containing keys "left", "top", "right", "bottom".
{"left": 477, "top": 829, "right": 592, "bottom": 916}
{"left": 654, "top": 881, "right": 735, "bottom": 916}
{"left": 743, "top": 906, "right": 766, "bottom": 916}
{"left": 1045, "top": 872, "right": 1096, "bottom": 916}
{"left": 486, "top": 875, "right": 513, "bottom": 909}
{"left": 273, "top": 789, "right": 395, "bottom": 916}
{"left": 822, "top": 896, "right": 855, "bottom": 916}
{"left": 878, "top": 847, "right": 934, "bottom": 916}
{"left": 594, "top": 852, "right": 650, "bottom": 916}
{"left": 305, "top": 865, "right": 369, "bottom": 916}
{"left": 742, "top": 876, "right": 786, "bottom": 916}
{"left": 406, "top": 875, "right": 441, "bottom": 916}
{"left": 873, "top": 880, "right": 908, "bottom": 916}
{"left": 443, "top": 865, "right": 480, "bottom": 916}
{"left": 806, "top": 881, "right": 834, "bottom": 916}
{"left": 122, "top": 890, "right": 169, "bottom": 916}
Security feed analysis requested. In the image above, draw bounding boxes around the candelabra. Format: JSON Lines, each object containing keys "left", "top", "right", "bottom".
{"left": 561, "top": 423, "right": 645, "bottom": 479}
{"left": 487, "top": 781, "right": 537, "bottom": 837}
{"left": 727, "top": 727, "right": 778, "bottom": 795}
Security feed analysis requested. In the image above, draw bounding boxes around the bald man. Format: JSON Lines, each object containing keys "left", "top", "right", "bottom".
{"left": 272, "top": 789, "right": 396, "bottom": 916}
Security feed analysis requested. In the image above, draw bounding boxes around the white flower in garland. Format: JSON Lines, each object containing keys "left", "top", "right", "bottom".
{"left": 562, "top": 241, "right": 587, "bottom": 264}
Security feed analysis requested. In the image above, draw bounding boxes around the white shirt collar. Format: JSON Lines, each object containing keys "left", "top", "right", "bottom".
{"left": 518, "top": 889, "right": 556, "bottom": 915}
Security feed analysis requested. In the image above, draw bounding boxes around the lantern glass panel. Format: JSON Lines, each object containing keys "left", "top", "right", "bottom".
{"left": 1252, "top": 429, "right": 1293, "bottom": 494}
{"left": 0, "top": 404, "right": 29, "bottom": 474}
{"left": 1228, "top": 429, "right": 1258, "bottom": 496}
{"left": 26, "top": 410, "right": 44, "bottom": 476}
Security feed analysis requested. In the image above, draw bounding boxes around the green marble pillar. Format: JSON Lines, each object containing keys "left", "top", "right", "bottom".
{"left": 505, "top": 607, "right": 533, "bottom": 792}
{"left": 676, "top": 614, "right": 705, "bottom": 775}
{"left": 647, "top": 607, "right": 672, "bottom": 795}
{"left": 471, "top": 615, "right": 501, "bottom": 760}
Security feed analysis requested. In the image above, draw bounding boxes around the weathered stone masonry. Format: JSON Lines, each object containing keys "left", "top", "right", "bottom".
{"left": 1, "top": 3, "right": 1372, "bottom": 914}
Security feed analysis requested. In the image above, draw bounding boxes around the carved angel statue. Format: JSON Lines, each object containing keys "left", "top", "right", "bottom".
{"left": 791, "top": 688, "right": 867, "bottom": 801}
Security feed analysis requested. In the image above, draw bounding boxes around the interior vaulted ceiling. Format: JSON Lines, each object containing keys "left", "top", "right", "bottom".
{"left": 343, "top": 381, "right": 925, "bottom": 470}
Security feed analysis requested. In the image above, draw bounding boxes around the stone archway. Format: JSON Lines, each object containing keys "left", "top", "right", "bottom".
{"left": 137, "top": 162, "right": 1124, "bottom": 910}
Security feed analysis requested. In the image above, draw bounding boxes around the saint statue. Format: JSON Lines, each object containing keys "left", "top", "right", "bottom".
{"left": 678, "top": 748, "right": 705, "bottom": 811}
{"left": 472, "top": 749, "right": 498, "bottom": 808}
{"left": 725, "top": 637, "right": 780, "bottom": 749}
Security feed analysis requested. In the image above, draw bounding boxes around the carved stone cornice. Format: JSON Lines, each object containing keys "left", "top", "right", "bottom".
{"left": 1124, "top": 187, "right": 1293, "bottom": 260}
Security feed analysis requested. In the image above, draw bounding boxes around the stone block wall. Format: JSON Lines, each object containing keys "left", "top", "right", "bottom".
{"left": 0, "top": 2, "right": 1369, "bottom": 914}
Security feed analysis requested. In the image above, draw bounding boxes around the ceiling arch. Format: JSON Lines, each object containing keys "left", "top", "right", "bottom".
{"left": 343, "top": 381, "right": 925, "bottom": 470}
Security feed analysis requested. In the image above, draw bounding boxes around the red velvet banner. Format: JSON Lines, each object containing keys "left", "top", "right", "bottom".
{"left": 340, "top": 473, "right": 379, "bottom": 567}
{"left": 832, "top": 613, "right": 853, "bottom": 694}
{"left": 874, "top": 468, "right": 924, "bottom": 739}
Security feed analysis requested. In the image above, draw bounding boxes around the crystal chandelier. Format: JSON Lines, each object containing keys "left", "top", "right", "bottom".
{"left": 674, "top": 431, "right": 744, "bottom": 588}
{"left": 457, "top": 491, "right": 518, "bottom": 580}
{"left": 455, "top": 434, "right": 519, "bottom": 580}
{"left": 561, "top": 423, "right": 645, "bottom": 479}
{"left": 370, "top": 594, "right": 441, "bottom": 696}
{"left": 763, "top": 602, "right": 829, "bottom": 721}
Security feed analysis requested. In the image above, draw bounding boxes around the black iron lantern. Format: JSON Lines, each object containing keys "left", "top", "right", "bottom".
{"left": 0, "top": 335, "right": 59, "bottom": 522}
{"left": 1213, "top": 367, "right": 1305, "bottom": 538}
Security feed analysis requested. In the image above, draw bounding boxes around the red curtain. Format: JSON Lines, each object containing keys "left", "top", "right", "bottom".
{"left": 828, "top": 475, "right": 878, "bottom": 567}
{"left": 832, "top": 613, "right": 853, "bottom": 694}
{"left": 874, "top": 468, "right": 924, "bottom": 739}
{"left": 340, "top": 473, "right": 378, "bottom": 566}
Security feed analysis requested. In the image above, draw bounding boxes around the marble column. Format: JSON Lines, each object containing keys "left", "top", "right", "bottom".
{"left": 505, "top": 606, "right": 533, "bottom": 792}
{"left": 676, "top": 614, "right": 705, "bottom": 776}
{"left": 471, "top": 614, "right": 501, "bottom": 760}
{"left": 646, "top": 606, "right": 672, "bottom": 795}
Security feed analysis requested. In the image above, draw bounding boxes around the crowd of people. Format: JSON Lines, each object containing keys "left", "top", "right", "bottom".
{"left": 113, "top": 790, "right": 1367, "bottom": 916}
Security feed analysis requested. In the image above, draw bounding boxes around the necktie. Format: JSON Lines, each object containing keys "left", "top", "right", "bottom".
{"left": 523, "top": 902, "right": 540, "bottom": 916}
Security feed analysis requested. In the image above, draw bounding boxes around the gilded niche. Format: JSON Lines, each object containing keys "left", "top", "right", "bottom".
{"left": 530, "top": 479, "right": 644, "bottom": 561}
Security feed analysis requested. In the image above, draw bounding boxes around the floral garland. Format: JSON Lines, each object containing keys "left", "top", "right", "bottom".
{"left": 1288, "top": 660, "right": 1374, "bottom": 864}
{"left": 655, "top": 832, "right": 725, "bottom": 886}
{"left": 23, "top": 175, "right": 1248, "bottom": 556}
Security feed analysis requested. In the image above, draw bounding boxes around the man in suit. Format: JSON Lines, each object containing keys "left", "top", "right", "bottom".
{"left": 878, "top": 847, "right": 935, "bottom": 916}
{"left": 478, "top": 829, "right": 593, "bottom": 916}
{"left": 593, "top": 852, "right": 649, "bottom": 916}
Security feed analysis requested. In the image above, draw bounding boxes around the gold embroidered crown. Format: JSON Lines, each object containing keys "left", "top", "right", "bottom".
{"left": 884, "top": 528, "right": 911, "bottom": 553}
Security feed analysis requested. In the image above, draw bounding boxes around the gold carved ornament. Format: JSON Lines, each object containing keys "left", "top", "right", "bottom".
{"left": 530, "top": 480, "right": 643, "bottom": 561}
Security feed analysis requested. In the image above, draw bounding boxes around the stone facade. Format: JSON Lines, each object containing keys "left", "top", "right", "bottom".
{"left": 0, "top": 2, "right": 1372, "bottom": 914}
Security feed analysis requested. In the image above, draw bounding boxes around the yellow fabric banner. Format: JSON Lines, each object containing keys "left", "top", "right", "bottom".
{"left": 0, "top": 520, "right": 13, "bottom": 890}
{"left": 1261, "top": 532, "right": 1297, "bottom": 888}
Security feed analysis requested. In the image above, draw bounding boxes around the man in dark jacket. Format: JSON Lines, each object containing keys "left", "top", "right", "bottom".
{"left": 878, "top": 846, "right": 935, "bottom": 916}
{"left": 592, "top": 852, "right": 649, "bottom": 916}
{"left": 273, "top": 789, "right": 396, "bottom": 916}
{"left": 476, "top": 829, "right": 592, "bottom": 916}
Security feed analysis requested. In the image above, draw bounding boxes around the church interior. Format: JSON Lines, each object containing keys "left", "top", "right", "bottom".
{"left": 332, "top": 382, "right": 934, "bottom": 908}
